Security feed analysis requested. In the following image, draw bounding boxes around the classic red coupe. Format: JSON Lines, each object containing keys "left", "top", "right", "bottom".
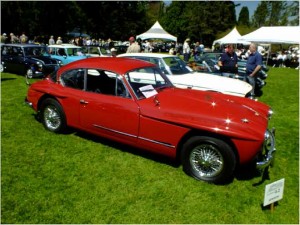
{"left": 25, "top": 57, "right": 276, "bottom": 184}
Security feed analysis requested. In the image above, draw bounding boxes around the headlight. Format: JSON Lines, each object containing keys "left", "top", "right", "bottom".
{"left": 267, "top": 108, "right": 274, "bottom": 120}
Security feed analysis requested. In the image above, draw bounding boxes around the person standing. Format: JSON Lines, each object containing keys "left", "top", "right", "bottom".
{"left": 246, "top": 43, "right": 262, "bottom": 97}
{"left": 193, "top": 42, "right": 202, "bottom": 61}
{"left": 56, "top": 37, "right": 63, "bottom": 45}
{"left": 218, "top": 44, "right": 238, "bottom": 77}
{"left": 126, "top": 36, "right": 141, "bottom": 53}
{"left": 49, "top": 35, "right": 55, "bottom": 45}
{"left": 183, "top": 38, "right": 191, "bottom": 62}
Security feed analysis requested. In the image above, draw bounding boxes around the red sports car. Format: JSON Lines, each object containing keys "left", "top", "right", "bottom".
{"left": 25, "top": 57, "right": 276, "bottom": 184}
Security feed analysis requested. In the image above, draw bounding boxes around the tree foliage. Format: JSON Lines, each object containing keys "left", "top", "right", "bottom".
{"left": 1, "top": 1, "right": 298, "bottom": 46}
{"left": 238, "top": 7, "right": 250, "bottom": 26}
{"left": 252, "top": 1, "right": 298, "bottom": 27}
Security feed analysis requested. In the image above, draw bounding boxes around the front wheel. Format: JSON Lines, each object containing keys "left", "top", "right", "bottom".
{"left": 0, "top": 63, "right": 4, "bottom": 73}
{"left": 181, "top": 136, "right": 236, "bottom": 184}
{"left": 25, "top": 69, "right": 34, "bottom": 85}
{"left": 40, "top": 98, "right": 67, "bottom": 133}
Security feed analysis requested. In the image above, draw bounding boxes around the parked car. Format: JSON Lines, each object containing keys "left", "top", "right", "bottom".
{"left": 118, "top": 53, "right": 252, "bottom": 98}
{"left": 1, "top": 43, "right": 61, "bottom": 79}
{"left": 191, "top": 53, "right": 268, "bottom": 97}
{"left": 82, "top": 46, "right": 112, "bottom": 57}
{"left": 48, "top": 44, "right": 89, "bottom": 65}
{"left": 25, "top": 57, "right": 276, "bottom": 184}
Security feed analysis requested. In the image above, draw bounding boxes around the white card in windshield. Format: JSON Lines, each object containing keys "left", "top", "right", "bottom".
{"left": 139, "top": 85, "right": 158, "bottom": 98}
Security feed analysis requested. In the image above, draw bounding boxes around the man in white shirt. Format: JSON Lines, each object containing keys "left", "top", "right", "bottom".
{"left": 183, "top": 38, "right": 191, "bottom": 62}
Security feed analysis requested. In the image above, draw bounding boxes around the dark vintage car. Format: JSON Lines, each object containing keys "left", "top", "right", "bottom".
{"left": 1, "top": 44, "right": 62, "bottom": 80}
{"left": 25, "top": 57, "right": 276, "bottom": 184}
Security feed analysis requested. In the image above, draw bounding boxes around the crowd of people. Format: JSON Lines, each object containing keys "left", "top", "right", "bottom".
{"left": 1, "top": 31, "right": 298, "bottom": 70}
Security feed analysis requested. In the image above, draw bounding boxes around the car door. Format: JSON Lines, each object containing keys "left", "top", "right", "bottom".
{"left": 2, "top": 46, "right": 25, "bottom": 73}
{"left": 79, "top": 69, "right": 140, "bottom": 144}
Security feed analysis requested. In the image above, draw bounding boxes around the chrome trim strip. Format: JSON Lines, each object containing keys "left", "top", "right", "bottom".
{"left": 138, "top": 136, "right": 175, "bottom": 148}
{"left": 93, "top": 124, "right": 137, "bottom": 138}
{"left": 93, "top": 124, "right": 175, "bottom": 148}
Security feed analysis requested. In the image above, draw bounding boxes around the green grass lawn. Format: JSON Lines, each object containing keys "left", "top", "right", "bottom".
{"left": 1, "top": 68, "right": 299, "bottom": 224}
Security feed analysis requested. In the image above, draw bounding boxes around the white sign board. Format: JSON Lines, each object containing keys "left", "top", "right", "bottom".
{"left": 263, "top": 178, "right": 285, "bottom": 207}
{"left": 139, "top": 85, "right": 158, "bottom": 98}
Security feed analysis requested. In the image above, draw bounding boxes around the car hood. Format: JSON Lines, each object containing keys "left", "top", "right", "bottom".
{"left": 138, "top": 87, "right": 269, "bottom": 140}
{"left": 167, "top": 72, "right": 252, "bottom": 97}
{"left": 28, "top": 56, "right": 59, "bottom": 64}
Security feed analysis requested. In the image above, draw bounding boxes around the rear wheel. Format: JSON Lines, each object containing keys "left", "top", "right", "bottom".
{"left": 181, "top": 136, "right": 236, "bottom": 184}
{"left": 40, "top": 98, "right": 67, "bottom": 133}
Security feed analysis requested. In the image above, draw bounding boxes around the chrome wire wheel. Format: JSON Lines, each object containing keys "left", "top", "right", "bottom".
{"left": 189, "top": 143, "right": 224, "bottom": 179}
{"left": 43, "top": 105, "right": 62, "bottom": 131}
{"left": 26, "top": 69, "right": 33, "bottom": 79}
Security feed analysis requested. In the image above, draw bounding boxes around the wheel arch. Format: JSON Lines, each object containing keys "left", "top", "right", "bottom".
{"left": 36, "top": 94, "right": 64, "bottom": 121}
{"left": 176, "top": 129, "right": 239, "bottom": 164}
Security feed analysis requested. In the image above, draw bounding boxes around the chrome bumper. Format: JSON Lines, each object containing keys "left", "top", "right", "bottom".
{"left": 256, "top": 128, "right": 276, "bottom": 170}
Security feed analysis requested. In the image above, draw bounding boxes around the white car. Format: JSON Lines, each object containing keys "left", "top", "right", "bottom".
{"left": 82, "top": 46, "right": 112, "bottom": 57}
{"left": 118, "top": 53, "right": 252, "bottom": 97}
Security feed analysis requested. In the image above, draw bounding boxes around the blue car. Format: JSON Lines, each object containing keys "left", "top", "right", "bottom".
{"left": 48, "top": 44, "right": 89, "bottom": 65}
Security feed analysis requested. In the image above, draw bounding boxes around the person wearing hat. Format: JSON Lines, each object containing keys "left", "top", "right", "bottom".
{"left": 1, "top": 33, "right": 8, "bottom": 43}
{"left": 217, "top": 44, "right": 238, "bottom": 78}
{"left": 110, "top": 48, "right": 117, "bottom": 57}
{"left": 183, "top": 38, "right": 191, "bottom": 62}
{"left": 126, "top": 36, "right": 141, "bottom": 53}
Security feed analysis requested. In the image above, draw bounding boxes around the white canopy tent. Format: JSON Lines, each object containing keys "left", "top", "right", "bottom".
{"left": 212, "top": 27, "right": 250, "bottom": 47}
{"left": 238, "top": 26, "right": 300, "bottom": 44}
{"left": 136, "top": 21, "right": 177, "bottom": 42}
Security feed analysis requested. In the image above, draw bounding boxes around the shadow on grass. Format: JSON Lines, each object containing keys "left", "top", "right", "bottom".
{"left": 32, "top": 112, "right": 269, "bottom": 185}
{"left": 1, "top": 78, "right": 16, "bottom": 82}
{"left": 74, "top": 130, "right": 181, "bottom": 169}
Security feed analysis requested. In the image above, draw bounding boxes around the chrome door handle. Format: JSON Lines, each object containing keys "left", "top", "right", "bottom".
{"left": 80, "top": 99, "right": 89, "bottom": 104}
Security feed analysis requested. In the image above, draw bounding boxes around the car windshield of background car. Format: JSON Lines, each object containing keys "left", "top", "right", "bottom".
{"left": 163, "top": 57, "right": 193, "bottom": 75}
{"left": 125, "top": 67, "right": 172, "bottom": 99}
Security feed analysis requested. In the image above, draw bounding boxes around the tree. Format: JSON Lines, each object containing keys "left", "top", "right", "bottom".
{"left": 287, "top": 1, "right": 299, "bottom": 25}
{"left": 252, "top": 1, "right": 269, "bottom": 27}
{"left": 238, "top": 7, "right": 250, "bottom": 26}
{"left": 252, "top": 1, "right": 299, "bottom": 27}
{"left": 161, "top": 1, "right": 237, "bottom": 44}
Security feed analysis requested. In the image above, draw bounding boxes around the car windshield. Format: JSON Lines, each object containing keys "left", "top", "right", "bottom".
{"left": 125, "top": 67, "right": 173, "bottom": 99}
{"left": 23, "top": 46, "right": 50, "bottom": 57}
{"left": 83, "top": 46, "right": 112, "bottom": 56}
{"left": 65, "top": 47, "right": 84, "bottom": 56}
{"left": 162, "top": 56, "right": 193, "bottom": 75}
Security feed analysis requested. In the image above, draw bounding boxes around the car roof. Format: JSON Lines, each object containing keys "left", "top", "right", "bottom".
{"left": 58, "top": 57, "right": 156, "bottom": 75}
{"left": 48, "top": 44, "right": 82, "bottom": 48}
{"left": 1, "top": 43, "right": 43, "bottom": 48}
{"left": 118, "top": 53, "right": 175, "bottom": 59}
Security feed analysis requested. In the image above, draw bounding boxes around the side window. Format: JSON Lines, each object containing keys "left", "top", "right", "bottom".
{"left": 86, "top": 69, "right": 130, "bottom": 98}
{"left": 49, "top": 48, "right": 56, "bottom": 55}
{"left": 12, "top": 47, "right": 23, "bottom": 57}
{"left": 61, "top": 69, "right": 84, "bottom": 90}
{"left": 1, "top": 46, "right": 9, "bottom": 55}
{"left": 58, "top": 48, "right": 66, "bottom": 56}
